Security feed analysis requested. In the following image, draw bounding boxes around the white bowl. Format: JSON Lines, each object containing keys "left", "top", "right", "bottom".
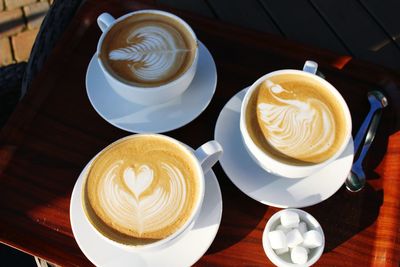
{"left": 262, "top": 209, "right": 325, "bottom": 267}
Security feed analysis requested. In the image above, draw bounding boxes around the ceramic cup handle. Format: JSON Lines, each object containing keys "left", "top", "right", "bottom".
{"left": 97, "top": 13, "right": 115, "bottom": 32}
{"left": 303, "top": 60, "right": 318, "bottom": 75}
{"left": 194, "top": 141, "right": 223, "bottom": 174}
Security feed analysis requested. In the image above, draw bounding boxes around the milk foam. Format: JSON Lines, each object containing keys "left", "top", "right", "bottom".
{"left": 257, "top": 80, "right": 335, "bottom": 159}
{"left": 98, "top": 160, "right": 186, "bottom": 236}
{"left": 109, "top": 26, "right": 189, "bottom": 82}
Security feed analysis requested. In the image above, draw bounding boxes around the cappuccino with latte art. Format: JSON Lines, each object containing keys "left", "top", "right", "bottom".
{"left": 99, "top": 12, "right": 197, "bottom": 87}
{"left": 96, "top": 10, "right": 199, "bottom": 105}
{"left": 241, "top": 64, "right": 352, "bottom": 178}
{"left": 82, "top": 135, "right": 203, "bottom": 246}
{"left": 246, "top": 73, "right": 347, "bottom": 165}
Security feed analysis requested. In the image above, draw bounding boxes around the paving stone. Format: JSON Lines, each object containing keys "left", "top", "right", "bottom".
{"left": 0, "top": 8, "right": 25, "bottom": 38}
{"left": 11, "top": 28, "right": 38, "bottom": 61}
{"left": 0, "top": 37, "right": 13, "bottom": 66}
{"left": 4, "top": 0, "right": 35, "bottom": 10}
{"left": 23, "top": 1, "right": 49, "bottom": 29}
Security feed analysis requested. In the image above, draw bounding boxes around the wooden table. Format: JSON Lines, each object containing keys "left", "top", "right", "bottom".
{"left": 0, "top": 0, "right": 399, "bottom": 266}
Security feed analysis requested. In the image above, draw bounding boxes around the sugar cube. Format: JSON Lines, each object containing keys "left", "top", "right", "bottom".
{"left": 291, "top": 246, "right": 308, "bottom": 264}
{"left": 298, "top": 221, "right": 307, "bottom": 235}
{"left": 274, "top": 246, "right": 289, "bottom": 255}
{"left": 268, "top": 230, "right": 287, "bottom": 250}
{"left": 303, "top": 230, "right": 323, "bottom": 248}
{"left": 280, "top": 210, "right": 300, "bottom": 228}
{"left": 286, "top": 228, "right": 304, "bottom": 248}
{"left": 292, "top": 246, "right": 310, "bottom": 254}
{"left": 275, "top": 224, "right": 291, "bottom": 234}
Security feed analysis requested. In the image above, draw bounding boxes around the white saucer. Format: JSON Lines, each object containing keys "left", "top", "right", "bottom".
{"left": 214, "top": 88, "right": 354, "bottom": 208}
{"left": 70, "top": 163, "right": 222, "bottom": 267}
{"left": 86, "top": 41, "right": 217, "bottom": 133}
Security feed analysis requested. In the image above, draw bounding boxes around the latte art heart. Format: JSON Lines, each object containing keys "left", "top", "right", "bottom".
{"left": 123, "top": 165, "right": 154, "bottom": 199}
{"left": 99, "top": 162, "right": 186, "bottom": 235}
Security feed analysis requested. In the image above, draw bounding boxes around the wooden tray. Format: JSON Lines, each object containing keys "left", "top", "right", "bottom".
{"left": 0, "top": 0, "right": 399, "bottom": 266}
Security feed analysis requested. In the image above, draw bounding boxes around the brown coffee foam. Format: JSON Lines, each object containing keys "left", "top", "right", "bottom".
{"left": 246, "top": 74, "right": 347, "bottom": 165}
{"left": 246, "top": 86, "right": 305, "bottom": 165}
{"left": 83, "top": 135, "right": 200, "bottom": 243}
{"left": 82, "top": 181, "right": 158, "bottom": 246}
{"left": 99, "top": 13, "right": 197, "bottom": 87}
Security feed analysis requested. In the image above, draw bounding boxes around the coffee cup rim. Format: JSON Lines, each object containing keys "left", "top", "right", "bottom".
{"left": 240, "top": 69, "right": 352, "bottom": 178}
{"left": 96, "top": 9, "right": 199, "bottom": 91}
{"left": 81, "top": 133, "right": 206, "bottom": 251}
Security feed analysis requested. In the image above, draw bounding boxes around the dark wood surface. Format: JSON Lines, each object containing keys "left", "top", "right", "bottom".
{"left": 0, "top": 0, "right": 399, "bottom": 266}
{"left": 359, "top": 0, "right": 400, "bottom": 48}
{"left": 258, "top": 0, "right": 349, "bottom": 55}
{"left": 157, "top": 0, "right": 400, "bottom": 72}
{"left": 310, "top": 0, "right": 400, "bottom": 70}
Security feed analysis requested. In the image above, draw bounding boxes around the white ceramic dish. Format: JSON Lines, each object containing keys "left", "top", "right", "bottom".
{"left": 263, "top": 209, "right": 325, "bottom": 267}
{"left": 70, "top": 159, "right": 222, "bottom": 267}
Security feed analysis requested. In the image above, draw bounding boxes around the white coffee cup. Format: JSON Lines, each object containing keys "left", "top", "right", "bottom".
{"left": 96, "top": 10, "right": 199, "bottom": 105}
{"left": 240, "top": 61, "right": 352, "bottom": 178}
{"left": 82, "top": 134, "right": 222, "bottom": 251}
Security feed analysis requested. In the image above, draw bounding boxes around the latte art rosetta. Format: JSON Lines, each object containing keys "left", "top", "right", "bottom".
{"left": 257, "top": 80, "right": 335, "bottom": 160}
{"left": 99, "top": 161, "right": 186, "bottom": 236}
{"left": 109, "top": 26, "right": 190, "bottom": 82}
